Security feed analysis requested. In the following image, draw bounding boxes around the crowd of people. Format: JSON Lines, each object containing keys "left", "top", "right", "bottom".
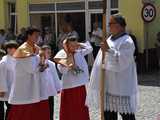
{"left": 0, "top": 14, "right": 138, "bottom": 120}
{"left": 0, "top": 27, "right": 57, "bottom": 52}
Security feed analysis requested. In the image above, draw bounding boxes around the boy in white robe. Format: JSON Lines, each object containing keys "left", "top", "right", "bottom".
{"left": 0, "top": 41, "right": 18, "bottom": 120}
{"left": 0, "top": 49, "right": 6, "bottom": 120}
{"left": 40, "top": 45, "right": 62, "bottom": 120}
{"left": 86, "top": 14, "right": 139, "bottom": 120}
{"left": 54, "top": 36, "right": 93, "bottom": 120}
{"left": 7, "top": 27, "right": 50, "bottom": 120}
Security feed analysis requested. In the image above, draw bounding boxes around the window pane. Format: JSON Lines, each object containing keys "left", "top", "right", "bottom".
{"left": 111, "top": 0, "right": 118, "bottom": 8}
{"left": 88, "top": 1, "right": 103, "bottom": 9}
{"left": 29, "top": 4, "right": 55, "bottom": 12}
{"left": 11, "top": 3, "right": 16, "bottom": 13}
{"left": 56, "top": 2, "right": 85, "bottom": 11}
{"left": 88, "top": 0, "right": 118, "bottom": 9}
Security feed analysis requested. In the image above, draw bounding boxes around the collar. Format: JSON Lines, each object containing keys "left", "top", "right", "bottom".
{"left": 111, "top": 32, "right": 127, "bottom": 41}
{"left": 13, "top": 42, "right": 39, "bottom": 58}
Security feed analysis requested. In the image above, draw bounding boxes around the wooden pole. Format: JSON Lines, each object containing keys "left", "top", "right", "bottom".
{"left": 100, "top": 0, "right": 107, "bottom": 120}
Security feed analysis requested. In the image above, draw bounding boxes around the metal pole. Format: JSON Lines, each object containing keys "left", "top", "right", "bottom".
{"left": 145, "top": 23, "right": 149, "bottom": 71}
{"left": 100, "top": 0, "right": 108, "bottom": 120}
{"left": 106, "top": 0, "right": 111, "bottom": 34}
{"left": 100, "top": 0, "right": 111, "bottom": 120}
{"left": 85, "top": 0, "right": 89, "bottom": 41}
{"left": 55, "top": 2, "right": 58, "bottom": 48}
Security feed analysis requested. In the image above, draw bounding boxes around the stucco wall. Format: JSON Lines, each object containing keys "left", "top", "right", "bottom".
{"left": 119, "top": 0, "right": 145, "bottom": 52}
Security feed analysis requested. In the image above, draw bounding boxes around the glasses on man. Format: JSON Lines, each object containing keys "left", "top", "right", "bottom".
{"left": 109, "top": 22, "right": 118, "bottom": 26}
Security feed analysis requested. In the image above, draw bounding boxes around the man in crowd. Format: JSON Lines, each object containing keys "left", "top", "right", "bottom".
{"left": 57, "top": 23, "right": 79, "bottom": 50}
{"left": 5, "top": 28, "right": 16, "bottom": 41}
{"left": 16, "top": 27, "right": 26, "bottom": 45}
{"left": 90, "top": 22, "right": 103, "bottom": 58}
{"left": 0, "top": 29, "right": 6, "bottom": 48}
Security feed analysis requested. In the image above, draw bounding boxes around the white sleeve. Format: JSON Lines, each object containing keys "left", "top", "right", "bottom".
{"left": 77, "top": 41, "right": 93, "bottom": 56}
{"left": 51, "top": 63, "right": 62, "bottom": 92}
{"left": 105, "top": 38, "right": 135, "bottom": 72}
{"left": 0, "top": 62, "right": 8, "bottom": 92}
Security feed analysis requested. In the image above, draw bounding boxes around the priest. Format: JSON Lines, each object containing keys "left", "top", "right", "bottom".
{"left": 86, "top": 14, "right": 139, "bottom": 120}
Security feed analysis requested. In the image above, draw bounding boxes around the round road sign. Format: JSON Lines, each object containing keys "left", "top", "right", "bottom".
{"left": 141, "top": 3, "right": 156, "bottom": 23}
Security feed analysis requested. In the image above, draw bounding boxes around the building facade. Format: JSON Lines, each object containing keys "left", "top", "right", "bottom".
{"left": 0, "top": 0, "right": 159, "bottom": 71}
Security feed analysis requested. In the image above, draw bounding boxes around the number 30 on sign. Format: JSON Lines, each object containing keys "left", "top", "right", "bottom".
{"left": 141, "top": 3, "right": 156, "bottom": 23}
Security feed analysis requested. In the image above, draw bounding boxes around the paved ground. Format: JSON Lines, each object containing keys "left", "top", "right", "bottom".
{"left": 136, "top": 73, "right": 160, "bottom": 120}
{"left": 54, "top": 72, "right": 160, "bottom": 120}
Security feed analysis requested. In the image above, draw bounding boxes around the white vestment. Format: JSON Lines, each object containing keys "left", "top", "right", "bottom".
{"left": 55, "top": 41, "right": 93, "bottom": 89}
{"left": 40, "top": 60, "right": 62, "bottom": 100}
{"left": 0, "top": 55, "right": 16, "bottom": 101}
{"left": 8, "top": 56, "right": 41, "bottom": 105}
{"left": 86, "top": 34, "right": 139, "bottom": 114}
{"left": 47, "top": 60, "right": 62, "bottom": 95}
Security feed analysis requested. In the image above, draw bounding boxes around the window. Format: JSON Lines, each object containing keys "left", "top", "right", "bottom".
{"left": 111, "top": 0, "right": 118, "bottom": 9}
{"left": 29, "top": 4, "right": 55, "bottom": 12}
{"left": 8, "top": 3, "right": 17, "bottom": 33}
{"left": 56, "top": 2, "right": 85, "bottom": 11}
{"left": 88, "top": 0, "right": 118, "bottom": 9}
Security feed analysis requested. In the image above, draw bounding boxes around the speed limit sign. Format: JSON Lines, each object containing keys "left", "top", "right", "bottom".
{"left": 142, "top": 3, "right": 156, "bottom": 23}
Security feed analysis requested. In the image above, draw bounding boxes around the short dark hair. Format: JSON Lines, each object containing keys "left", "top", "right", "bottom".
{"left": 24, "top": 27, "right": 40, "bottom": 40}
{"left": 112, "top": 14, "right": 126, "bottom": 27}
{"left": 65, "top": 35, "right": 78, "bottom": 44}
{"left": 41, "top": 45, "right": 51, "bottom": 51}
{"left": 26, "top": 27, "right": 40, "bottom": 35}
{"left": 4, "top": 41, "right": 19, "bottom": 50}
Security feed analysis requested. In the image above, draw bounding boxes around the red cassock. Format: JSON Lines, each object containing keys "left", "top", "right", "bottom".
{"left": 60, "top": 86, "right": 90, "bottom": 120}
{"left": 7, "top": 100, "right": 50, "bottom": 120}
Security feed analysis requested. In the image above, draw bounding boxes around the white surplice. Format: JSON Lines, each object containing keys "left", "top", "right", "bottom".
{"left": 8, "top": 56, "right": 41, "bottom": 105}
{"left": 40, "top": 60, "right": 62, "bottom": 100}
{"left": 86, "top": 34, "right": 139, "bottom": 114}
{"left": 55, "top": 41, "right": 93, "bottom": 89}
{"left": 47, "top": 60, "right": 62, "bottom": 94}
{"left": 0, "top": 55, "right": 16, "bottom": 101}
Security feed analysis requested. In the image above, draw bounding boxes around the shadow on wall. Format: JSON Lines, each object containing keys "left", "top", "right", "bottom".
{"left": 136, "top": 48, "right": 159, "bottom": 74}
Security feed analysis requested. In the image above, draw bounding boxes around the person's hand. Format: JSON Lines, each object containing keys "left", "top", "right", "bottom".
{"left": 77, "top": 43, "right": 84, "bottom": 49}
{"left": 68, "top": 63, "right": 75, "bottom": 70}
{"left": 0, "top": 92, "right": 5, "bottom": 97}
{"left": 100, "top": 40, "right": 109, "bottom": 52}
{"left": 76, "top": 42, "right": 81, "bottom": 49}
